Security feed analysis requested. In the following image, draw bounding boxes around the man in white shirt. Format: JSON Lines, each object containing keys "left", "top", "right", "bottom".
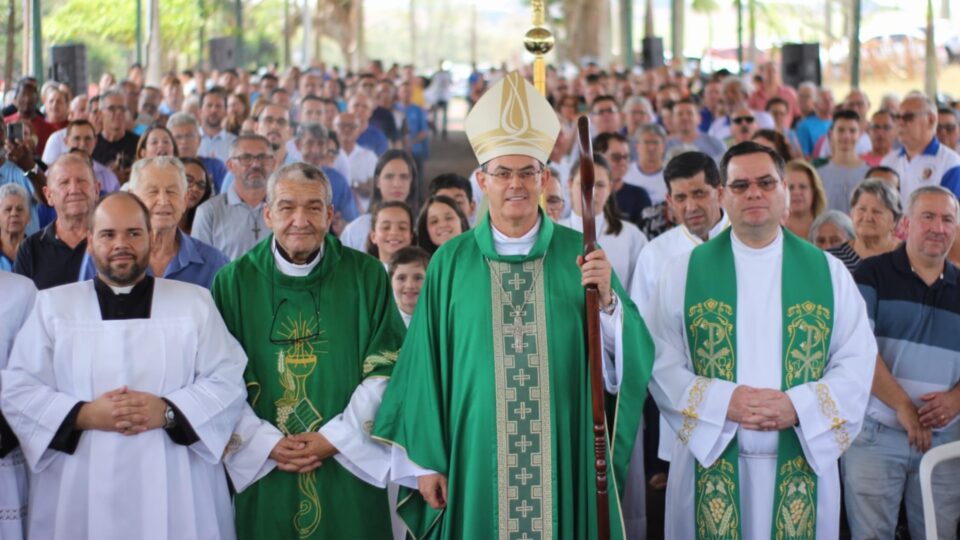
{"left": 335, "top": 111, "right": 378, "bottom": 213}
{"left": 882, "top": 92, "right": 960, "bottom": 200}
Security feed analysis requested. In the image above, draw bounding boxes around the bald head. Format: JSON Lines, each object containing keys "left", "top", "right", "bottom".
{"left": 88, "top": 192, "right": 152, "bottom": 286}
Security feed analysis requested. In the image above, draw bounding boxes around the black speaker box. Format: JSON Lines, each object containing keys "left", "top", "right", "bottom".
{"left": 782, "top": 43, "right": 821, "bottom": 88}
{"left": 48, "top": 44, "right": 87, "bottom": 95}
{"left": 208, "top": 37, "right": 237, "bottom": 71}
{"left": 642, "top": 37, "right": 665, "bottom": 70}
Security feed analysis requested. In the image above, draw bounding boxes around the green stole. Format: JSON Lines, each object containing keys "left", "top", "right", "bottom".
{"left": 683, "top": 228, "right": 833, "bottom": 540}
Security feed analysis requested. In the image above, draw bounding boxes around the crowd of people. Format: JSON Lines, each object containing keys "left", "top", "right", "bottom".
{"left": 0, "top": 54, "right": 958, "bottom": 540}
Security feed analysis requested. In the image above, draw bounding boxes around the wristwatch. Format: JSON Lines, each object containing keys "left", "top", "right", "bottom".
{"left": 163, "top": 405, "right": 177, "bottom": 429}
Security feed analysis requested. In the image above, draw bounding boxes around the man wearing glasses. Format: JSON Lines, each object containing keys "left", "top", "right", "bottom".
{"left": 882, "top": 92, "right": 960, "bottom": 201}
{"left": 374, "top": 72, "right": 654, "bottom": 539}
{"left": 594, "top": 131, "right": 652, "bottom": 226}
{"left": 650, "top": 141, "right": 876, "bottom": 539}
{"left": 938, "top": 107, "right": 960, "bottom": 154}
{"left": 214, "top": 162, "right": 406, "bottom": 540}
{"left": 91, "top": 90, "right": 139, "bottom": 185}
{"left": 218, "top": 102, "right": 300, "bottom": 198}
{"left": 192, "top": 134, "right": 276, "bottom": 260}
{"left": 590, "top": 95, "right": 624, "bottom": 136}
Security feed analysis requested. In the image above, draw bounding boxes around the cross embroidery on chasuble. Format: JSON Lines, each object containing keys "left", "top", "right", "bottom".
{"left": 489, "top": 259, "right": 553, "bottom": 539}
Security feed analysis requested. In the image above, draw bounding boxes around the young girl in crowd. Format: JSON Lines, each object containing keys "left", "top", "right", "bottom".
{"left": 388, "top": 246, "right": 431, "bottom": 327}
{"left": 367, "top": 201, "right": 415, "bottom": 269}
{"left": 561, "top": 154, "right": 647, "bottom": 288}
{"left": 415, "top": 194, "right": 470, "bottom": 255}
{"left": 341, "top": 150, "right": 418, "bottom": 251}
{"left": 135, "top": 126, "right": 178, "bottom": 159}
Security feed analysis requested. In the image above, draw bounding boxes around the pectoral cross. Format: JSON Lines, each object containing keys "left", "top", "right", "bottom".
{"left": 252, "top": 221, "right": 262, "bottom": 239}
{"left": 505, "top": 308, "right": 537, "bottom": 354}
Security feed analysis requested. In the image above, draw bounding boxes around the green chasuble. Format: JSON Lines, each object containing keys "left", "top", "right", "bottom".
{"left": 212, "top": 234, "right": 406, "bottom": 540}
{"left": 373, "top": 211, "right": 655, "bottom": 540}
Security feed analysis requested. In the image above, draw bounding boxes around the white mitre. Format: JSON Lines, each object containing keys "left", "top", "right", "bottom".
{"left": 464, "top": 71, "right": 561, "bottom": 165}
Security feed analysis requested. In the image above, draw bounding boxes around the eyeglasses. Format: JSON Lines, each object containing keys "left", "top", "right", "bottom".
{"left": 726, "top": 178, "right": 780, "bottom": 194}
{"left": 483, "top": 167, "right": 543, "bottom": 183}
{"left": 870, "top": 124, "right": 894, "bottom": 131}
{"left": 260, "top": 115, "right": 289, "bottom": 127}
{"left": 546, "top": 195, "right": 564, "bottom": 206}
{"left": 231, "top": 153, "right": 275, "bottom": 166}
{"left": 896, "top": 112, "right": 920, "bottom": 123}
{"left": 269, "top": 291, "right": 322, "bottom": 346}
{"left": 593, "top": 107, "right": 619, "bottom": 115}
{"left": 732, "top": 116, "right": 755, "bottom": 125}
{"left": 185, "top": 174, "right": 207, "bottom": 191}
{"left": 606, "top": 152, "right": 630, "bottom": 162}
{"left": 938, "top": 124, "right": 958, "bottom": 133}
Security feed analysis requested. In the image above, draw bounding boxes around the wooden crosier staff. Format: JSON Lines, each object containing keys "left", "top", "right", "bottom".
{"left": 577, "top": 115, "right": 610, "bottom": 540}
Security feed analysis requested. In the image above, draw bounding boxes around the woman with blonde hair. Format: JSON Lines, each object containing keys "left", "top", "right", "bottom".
{"left": 784, "top": 159, "right": 827, "bottom": 241}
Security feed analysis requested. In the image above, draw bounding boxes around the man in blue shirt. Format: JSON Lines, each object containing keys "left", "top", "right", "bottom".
{"left": 398, "top": 80, "right": 429, "bottom": 184}
{"left": 78, "top": 156, "right": 228, "bottom": 288}
{"left": 796, "top": 86, "right": 835, "bottom": 158}
{"left": 349, "top": 93, "right": 389, "bottom": 156}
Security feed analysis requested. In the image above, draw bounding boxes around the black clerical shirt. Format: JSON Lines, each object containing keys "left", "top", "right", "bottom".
{"left": 49, "top": 276, "right": 200, "bottom": 453}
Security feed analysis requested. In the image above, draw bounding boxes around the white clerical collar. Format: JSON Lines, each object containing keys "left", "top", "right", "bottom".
{"left": 398, "top": 308, "right": 413, "bottom": 328}
{"left": 491, "top": 217, "right": 542, "bottom": 256}
{"left": 731, "top": 226, "right": 783, "bottom": 255}
{"left": 108, "top": 284, "right": 135, "bottom": 294}
{"left": 680, "top": 210, "right": 730, "bottom": 245}
{"left": 564, "top": 212, "right": 606, "bottom": 234}
{"left": 272, "top": 237, "right": 324, "bottom": 276}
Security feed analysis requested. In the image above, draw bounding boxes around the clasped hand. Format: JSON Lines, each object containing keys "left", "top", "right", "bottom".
{"left": 270, "top": 432, "right": 337, "bottom": 474}
{"left": 77, "top": 386, "right": 167, "bottom": 436}
{"left": 727, "top": 386, "right": 798, "bottom": 431}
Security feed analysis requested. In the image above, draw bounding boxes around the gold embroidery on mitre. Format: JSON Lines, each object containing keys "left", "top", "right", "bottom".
{"left": 687, "top": 299, "right": 736, "bottom": 381}
{"left": 465, "top": 72, "right": 560, "bottom": 165}
{"left": 774, "top": 457, "right": 817, "bottom": 540}
{"left": 816, "top": 383, "right": 850, "bottom": 451}
{"left": 784, "top": 302, "right": 831, "bottom": 387}
{"left": 679, "top": 376, "right": 712, "bottom": 445}
{"left": 695, "top": 459, "right": 740, "bottom": 540}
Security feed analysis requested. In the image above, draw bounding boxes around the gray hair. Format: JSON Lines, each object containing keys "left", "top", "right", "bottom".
{"left": 167, "top": 111, "right": 199, "bottom": 129}
{"left": 798, "top": 81, "right": 818, "bottom": 95}
{"left": 850, "top": 179, "right": 902, "bottom": 221}
{"left": 266, "top": 162, "right": 332, "bottom": 206}
{"left": 810, "top": 210, "right": 856, "bottom": 243}
{"left": 0, "top": 182, "right": 30, "bottom": 204}
{"left": 230, "top": 134, "right": 271, "bottom": 156}
{"left": 48, "top": 153, "right": 96, "bottom": 186}
{"left": 903, "top": 91, "right": 938, "bottom": 116}
{"left": 98, "top": 89, "right": 126, "bottom": 104}
{"left": 623, "top": 95, "right": 653, "bottom": 113}
{"left": 295, "top": 122, "right": 328, "bottom": 143}
{"left": 721, "top": 76, "right": 747, "bottom": 98}
{"left": 907, "top": 185, "right": 959, "bottom": 217}
{"left": 128, "top": 156, "right": 188, "bottom": 193}
{"left": 635, "top": 123, "right": 667, "bottom": 141}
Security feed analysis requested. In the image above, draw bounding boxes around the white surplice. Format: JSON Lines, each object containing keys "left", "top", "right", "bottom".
{"left": 629, "top": 212, "right": 730, "bottom": 461}
{"left": 0, "top": 273, "right": 36, "bottom": 540}
{"left": 649, "top": 229, "right": 877, "bottom": 540}
{"left": 0, "top": 278, "right": 248, "bottom": 540}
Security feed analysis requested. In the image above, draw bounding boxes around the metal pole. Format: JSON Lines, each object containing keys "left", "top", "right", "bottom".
{"left": 925, "top": 0, "right": 937, "bottom": 98}
{"left": 31, "top": 0, "right": 42, "bottom": 82}
{"left": 283, "top": 0, "right": 290, "bottom": 67}
{"left": 524, "top": 0, "right": 553, "bottom": 96}
{"left": 235, "top": 0, "right": 244, "bottom": 68}
{"left": 136, "top": 0, "right": 143, "bottom": 65}
{"left": 736, "top": 0, "right": 743, "bottom": 74}
{"left": 198, "top": 0, "right": 206, "bottom": 70}
{"left": 622, "top": 0, "right": 634, "bottom": 68}
{"left": 850, "top": 0, "right": 861, "bottom": 88}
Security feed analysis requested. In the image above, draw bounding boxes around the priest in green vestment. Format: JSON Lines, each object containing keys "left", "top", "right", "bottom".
{"left": 372, "top": 71, "right": 655, "bottom": 540}
{"left": 213, "top": 162, "right": 407, "bottom": 539}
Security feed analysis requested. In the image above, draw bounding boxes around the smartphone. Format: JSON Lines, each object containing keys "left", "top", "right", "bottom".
{"left": 5, "top": 122, "right": 23, "bottom": 142}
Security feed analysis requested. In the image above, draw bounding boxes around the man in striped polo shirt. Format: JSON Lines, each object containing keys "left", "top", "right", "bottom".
{"left": 844, "top": 185, "right": 960, "bottom": 539}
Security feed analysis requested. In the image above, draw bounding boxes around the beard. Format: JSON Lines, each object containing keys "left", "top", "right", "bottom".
{"left": 96, "top": 250, "right": 149, "bottom": 286}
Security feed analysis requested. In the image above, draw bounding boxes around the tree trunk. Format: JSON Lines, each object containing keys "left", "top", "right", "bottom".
{"left": 564, "top": 0, "right": 601, "bottom": 63}
{"left": 355, "top": 0, "right": 366, "bottom": 69}
{"left": 941, "top": 0, "right": 949, "bottom": 19}
{"left": 621, "top": 0, "right": 634, "bottom": 68}
{"left": 21, "top": 0, "right": 29, "bottom": 77}
{"left": 283, "top": 0, "right": 291, "bottom": 68}
{"left": 5, "top": 0, "right": 15, "bottom": 85}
